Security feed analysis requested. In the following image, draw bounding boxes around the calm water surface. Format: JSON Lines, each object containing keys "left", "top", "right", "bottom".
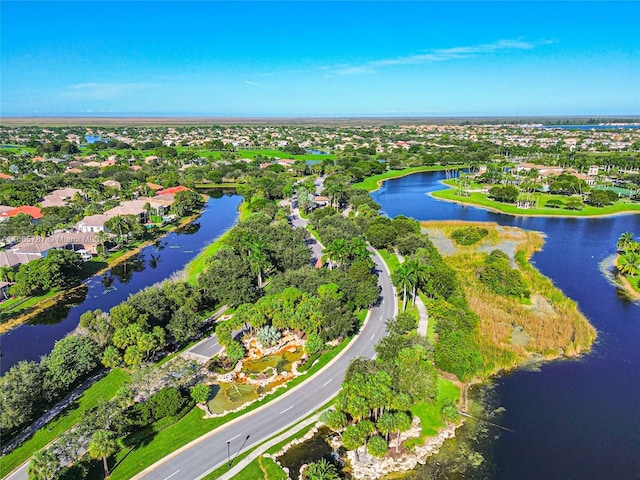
{"left": 0, "top": 193, "right": 242, "bottom": 373}
{"left": 373, "top": 171, "right": 640, "bottom": 479}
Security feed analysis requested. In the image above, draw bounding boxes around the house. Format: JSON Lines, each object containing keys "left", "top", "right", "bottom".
{"left": 314, "top": 196, "right": 331, "bottom": 207}
{"left": 76, "top": 214, "right": 112, "bottom": 233}
{"left": 588, "top": 165, "right": 600, "bottom": 176}
{"left": 0, "top": 173, "right": 14, "bottom": 180}
{"left": 40, "top": 188, "right": 84, "bottom": 208}
{"left": 156, "top": 185, "right": 190, "bottom": 196}
{"left": 0, "top": 231, "right": 99, "bottom": 268}
{"left": 0, "top": 206, "right": 43, "bottom": 222}
{"left": 102, "top": 180, "right": 122, "bottom": 190}
{"left": 104, "top": 199, "right": 148, "bottom": 220}
{"left": 146, "top": 182, "right": 164, "bottom": 191}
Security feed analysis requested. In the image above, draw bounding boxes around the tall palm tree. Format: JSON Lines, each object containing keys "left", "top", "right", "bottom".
{"left": 404, "top": 259, "right": 429, "bottom": 306}
{"left": 248, "top": 239, "right": 271, "bottom": 288}
{"left": 95, "top": 230, "right": 109, "bottom": 257}
{"left": 27, "top": 448, "right": 59, "bottom": 480}
{"left": 392, "top": 263, "right": 412, "bottom": 311}
{"left": 88, "top": 429, "right": 119, "bottom": 479}
{"left": 617, "top": 232, "right": 635, "bottom": 252}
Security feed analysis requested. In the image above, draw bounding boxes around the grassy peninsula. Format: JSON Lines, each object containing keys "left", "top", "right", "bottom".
{"left": 423, "top": 220, "right": 596, "bottom": 376}
{"left": 432, "top": 179, "right": 640, "bottom": 217}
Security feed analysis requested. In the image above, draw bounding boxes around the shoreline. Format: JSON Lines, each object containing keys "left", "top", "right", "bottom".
{"left": 0, "top": 208, "right": 206, "bottom": 335}
{"left": 356, "top": 165, "right": 465, "bottom": 193}
{"left": 613, "top": 256, "right": 640, "bottom": 301}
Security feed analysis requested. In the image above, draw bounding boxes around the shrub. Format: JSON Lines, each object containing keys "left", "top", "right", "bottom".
{"left": 478, "top": 250, "right": 529, "bottom": 298}
{"left": 135, "top": 386, "right": 191, "bottom": 426}
{"left": 451, "top": 226, "right": 489, "bottom": 246}
{"left": 257, "top": 325, "right": 282, "bottom": 347}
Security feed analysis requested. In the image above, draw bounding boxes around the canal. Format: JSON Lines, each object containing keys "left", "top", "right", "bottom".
{"left": 0, "top": 192, "right": 242, "bottom": 374}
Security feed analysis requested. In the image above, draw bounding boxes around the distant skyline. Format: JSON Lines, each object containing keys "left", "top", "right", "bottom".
{"left": 2, "top": 1, "right": 639, "bottom": 117}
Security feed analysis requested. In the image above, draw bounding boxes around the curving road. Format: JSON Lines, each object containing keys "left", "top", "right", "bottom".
{"left": 134, "top": 246, "right": 397, "bottom": 480}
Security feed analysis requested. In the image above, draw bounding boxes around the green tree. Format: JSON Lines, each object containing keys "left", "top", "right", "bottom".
{"left": 617, "top": 232, "right": 635, "bottom": 253}
{"left": 341, "top": 424, "right": 365, "bottom": 460}
{"left": 190, "top": 384, "right": 210, "bottom": 405}
{"left": 392, "top": 411, "right": 412, "bottom": 452}
{"left": 167, "top": 308, "right": 201, "bottom": 344}
{"left": 27, "top": 448, "right": 59, "bottom": 480}
{"left": 377, "top": 412, "right": 396, "bottom": 442}
{"left": 320, "top": 409, "right": 348, "bottom": 431}
{"left": 367, "top": 435, "right": 388, "bottom": 458}
{"left": 88, "top": 429, "right": 119, "bottom": 479}
{"left": 0, "top": 360, "right": 44, "bottom": 432}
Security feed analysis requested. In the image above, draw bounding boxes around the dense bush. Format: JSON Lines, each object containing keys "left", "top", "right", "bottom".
{"left": 451, "top": 226, "right": 489, "bottom": 246}
{"left": 135, "top": 386, "right": 192, "bottom": 426}
{"left": 478, "top": 250, "right": 530, "bottom": 299}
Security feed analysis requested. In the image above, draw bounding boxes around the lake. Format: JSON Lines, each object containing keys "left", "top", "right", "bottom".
{"left": 372, "top": 171, "right": 640, "bottom": 479}
{"left": 0, "top": 193, "right": 242, "bottom": 374}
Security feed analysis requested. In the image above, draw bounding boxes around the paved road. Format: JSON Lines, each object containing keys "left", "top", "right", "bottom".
{"left": 135, "top": 247, "right": 396, "bottom": 480}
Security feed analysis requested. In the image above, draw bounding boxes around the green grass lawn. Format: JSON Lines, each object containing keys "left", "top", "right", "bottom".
{"left": 378, "top": 248, "right": 400, "bottom": 273}
{"left": 0, "top": 369, "right": 130, "bottom": 477}
{"left": 184, "top": 228, "right": 233, "bottom": 285}
{"left": 405, "top": 377, "right": 460, "bottom": 449}
{"left": 433, "top": 182, "right": 640, "bottom": 217}
{"left": 353, "top": 165, "right": 464, "bottom": 192}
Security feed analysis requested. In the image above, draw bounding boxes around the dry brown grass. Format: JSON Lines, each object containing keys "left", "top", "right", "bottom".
{"left": 424, "top": 221, "right": 596, "bottom": 376}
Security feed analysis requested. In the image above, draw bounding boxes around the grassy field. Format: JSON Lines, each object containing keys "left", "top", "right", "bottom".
{"left": 433, "top": 180, "right": 640, "bottom": 217}
{"left": 353, "top": 165, "right": 464, "bottom": 192}
{"left": 0, "top": 369, "right": 130, "bottom": 478}
{"left": 405, "top": 378, "right": 460, "bottom": 449}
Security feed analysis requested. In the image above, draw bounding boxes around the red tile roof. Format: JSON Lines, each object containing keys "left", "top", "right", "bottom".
{"left": 156, "top": 185, "right": 190, "bottom": 196}
{"left": 3, "top": 206, "right": 43, "bottom": 219}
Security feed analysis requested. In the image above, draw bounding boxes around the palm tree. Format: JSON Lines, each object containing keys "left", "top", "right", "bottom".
{"left": 617, "top": 232, "right": 635, "bottom": 252}
{"left": 377, "top": 412, "right": 396, "bottom": 442}
{"left": 303, "top": 458, "right": 340, "bottom": 480}
{"left": 618, "top": 251, "right": 640, "bottom": 277}
{"left": 0, "top": 265, "right": 15, "bottom": 283}
{"left": 392, "top": 263, "right": 412, "bottom": 311}
{"left": 393, "top": 411, "right": 412, "bottom": 452}
{"left": 27, "top": 448, "right": 59, "bottom": 480}
{"left": 248, "top": 240, "right": 271, "bottom": 288}
{"left": 95, "top": 230, "right": 109, "bottom": 257}
{"left": 88, "top": 429, "right": 119, "bottom": 479}
{"left": 404, "top": 259, "right": 429, "bottom": 306}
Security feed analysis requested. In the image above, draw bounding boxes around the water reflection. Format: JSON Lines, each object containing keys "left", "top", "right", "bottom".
{"left": 27, "top": 285, "right": 88, "bottom": 326}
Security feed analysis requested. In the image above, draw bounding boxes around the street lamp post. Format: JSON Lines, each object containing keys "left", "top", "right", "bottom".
{"left": 227, "top": 441, "right": 231, "bottom": 467}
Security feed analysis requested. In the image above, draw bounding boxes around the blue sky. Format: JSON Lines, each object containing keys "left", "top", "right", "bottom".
{"left": 2, "top": 1, "right": 639, "bottom": 117}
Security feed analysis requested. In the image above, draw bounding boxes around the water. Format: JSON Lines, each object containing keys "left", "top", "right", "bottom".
{"left": 372, "top": 171, "right": 640, "bottom": 479}
{"left": 84, "top": 135, "right": 103, "bottom": 144}
{"left": 0, "top": 193, "right": 242, "bottom": 373}
{"left": 277, "top": 426, "right": 342, "bottom": 480}
{"left": 540, "top": 125, "right": 640, "bottom": 130}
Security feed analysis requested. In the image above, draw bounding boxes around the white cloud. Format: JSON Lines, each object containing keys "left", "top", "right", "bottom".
{"left": 243, "top": 80, "right": 265, "bottom": 87}
{"left": 63, "top": 82, "right": 156, "bottom": 100}
{"left": 333, "top": 39, "right": 554, "bottom": 75}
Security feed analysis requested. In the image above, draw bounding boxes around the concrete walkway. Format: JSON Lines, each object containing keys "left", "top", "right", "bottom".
{"left": 394, "top": 248, "right": 429, "bottom": 337}
{"left": 217, "top": 412, "right": 323, "bottom": 480}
